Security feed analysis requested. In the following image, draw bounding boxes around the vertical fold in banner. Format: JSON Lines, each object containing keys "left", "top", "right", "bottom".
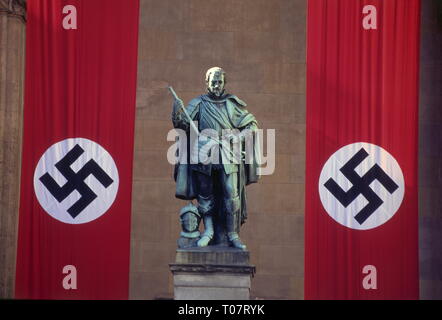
{"left": 305, "top": 0, "right": 420, "bottom": 299}
{"left": 15, "top": 0, "right": 140, "bottom": 299}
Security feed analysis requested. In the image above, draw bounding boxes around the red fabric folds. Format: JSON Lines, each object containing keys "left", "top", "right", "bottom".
{"left": 15, "top": 0, "right": 139, "bottom": 299}
{"left": 305, "top": 0, "right": 420, "bottom": 299}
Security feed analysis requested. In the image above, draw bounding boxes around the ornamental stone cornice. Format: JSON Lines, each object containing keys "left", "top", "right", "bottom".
{"left": 0, "top": 0, "right": 26, "bottom": 22}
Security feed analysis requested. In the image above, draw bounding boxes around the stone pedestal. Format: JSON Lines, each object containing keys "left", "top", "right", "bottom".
{"left": 169, "top": 246, "right": 255, "bottom": 300}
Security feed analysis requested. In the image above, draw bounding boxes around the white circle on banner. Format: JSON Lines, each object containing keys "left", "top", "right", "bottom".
{"left": 34, "top": 138, "right": 119, "bottom": 224}
{"left": 318, "top": 142, "right": 404, "bottom": 230}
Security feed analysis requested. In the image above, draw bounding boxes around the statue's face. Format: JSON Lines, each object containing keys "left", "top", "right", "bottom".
{"left": 207, "top": 72, "right": 225, "bottom": 97}
{"left": 182, "top": 212, "right": 199, "bottom": 233}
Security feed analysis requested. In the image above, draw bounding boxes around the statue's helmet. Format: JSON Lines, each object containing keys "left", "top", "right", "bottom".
{"left": 179, "top": 203, "right": 201, "bottom": 233}
{"left": 205, "top": 67, "right": 226, "bottom": 97}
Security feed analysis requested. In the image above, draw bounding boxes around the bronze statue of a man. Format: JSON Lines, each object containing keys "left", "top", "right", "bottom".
{"left": 171, "top": 67, "right": 260, "bottom": 250}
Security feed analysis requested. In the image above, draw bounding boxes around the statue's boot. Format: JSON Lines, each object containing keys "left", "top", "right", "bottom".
{"left": 228, "top": 233, "right": 247, "bottom": 250}
{"left": 197, "top": 214, "right": 214, "bottom": 247}
{"left": 226, "top": 212, "right": 246, "bottom": 250}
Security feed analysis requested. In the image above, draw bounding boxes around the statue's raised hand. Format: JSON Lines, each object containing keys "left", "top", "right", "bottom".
{"left": 173, "top": 98, "right": 184, "bottom": 113}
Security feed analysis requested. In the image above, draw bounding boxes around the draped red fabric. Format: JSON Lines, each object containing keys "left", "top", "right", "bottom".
{"left": 305, "top": 0, "right": 420, "bottom": 299}
{"left": 15, "top": 0, "right": 139, "bottom": 299}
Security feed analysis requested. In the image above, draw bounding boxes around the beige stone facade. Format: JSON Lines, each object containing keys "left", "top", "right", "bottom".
{"left": 131, "top": 0, "right": 306, "bottom": 299}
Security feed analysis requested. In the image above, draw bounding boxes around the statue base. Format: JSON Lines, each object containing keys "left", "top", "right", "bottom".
{"left": 169, "top": 246, "right": 255, "bottom": 300}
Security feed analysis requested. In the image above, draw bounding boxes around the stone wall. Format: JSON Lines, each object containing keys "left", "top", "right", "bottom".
{"left": 419, "top": 0, "right": 442, "bottom": 300}
{"left": 130, "top": 0, "right": 307, "bottom": 299}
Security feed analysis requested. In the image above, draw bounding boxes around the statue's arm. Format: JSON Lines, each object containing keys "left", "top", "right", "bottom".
{"left": 171, "top": 98, "right": 200, "bottom": 131}
{"left": 243, "top": 121, "right": 258, "bottom": 131}
{"left": 239, "top": 112, "right": 259, "bottom": 137}
{"left": 229, "top": 96, "right": 258, "bottom": 133}
{"left": 236, "top": 122, "right": 257, "bottom": 144}
{"left": 171, "top": 99, "right": 189, "bottom": 130}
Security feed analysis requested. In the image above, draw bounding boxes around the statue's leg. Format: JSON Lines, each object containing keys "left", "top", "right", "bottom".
{"left": 195, "top": 171, "right": 215, "bottom": 247}
{"left": 221, "top": 170, "right": 246, "bottom": 250}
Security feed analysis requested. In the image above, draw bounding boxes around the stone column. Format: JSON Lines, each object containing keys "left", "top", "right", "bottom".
{"left": 0, "top": 0, "right": 26, "bottom": 299}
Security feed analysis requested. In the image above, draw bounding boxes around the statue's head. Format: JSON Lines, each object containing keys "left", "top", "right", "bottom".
{"left": 179, "top": 203, "right": 201, "bottom": 234}
{"left": 205, "top": 67, "right": 226, "bottom": 97}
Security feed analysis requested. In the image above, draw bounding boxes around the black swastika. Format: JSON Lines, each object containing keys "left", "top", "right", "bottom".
{"left": 324, "top": 148, "right": 399, "bottom": 225}
{"left": 39, "top": 144, "right": 114, "bottom": 218}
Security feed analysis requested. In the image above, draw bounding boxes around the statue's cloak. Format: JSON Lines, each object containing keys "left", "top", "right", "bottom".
{"left": 173, "top": 93, "right": 260, "bottom": 225}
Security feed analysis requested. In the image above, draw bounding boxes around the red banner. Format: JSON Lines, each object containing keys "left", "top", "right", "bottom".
{"left": 305, "top": 0, "right": 420, "bottom": 299}
{"left": 15, "top": 0, "right": 139, "bottom": 299}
